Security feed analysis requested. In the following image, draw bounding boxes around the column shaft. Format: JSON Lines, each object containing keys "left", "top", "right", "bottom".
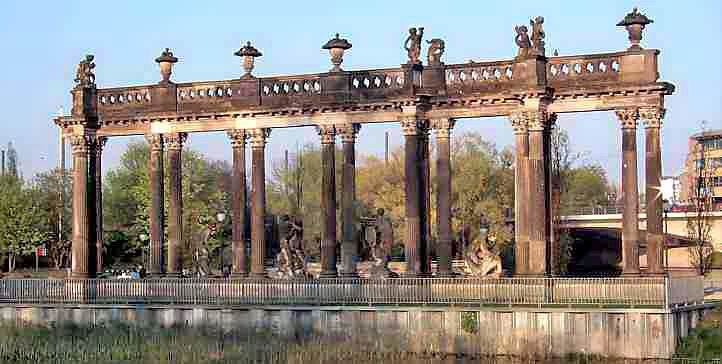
{"left": 94, "top": 137, "right": 106, "bottom": 275}
{"left": 147, "top": 134, "right": 165, "bottom": 277}
{"left": 419, "top": 129, "right": 431, "bottom": 276}
{"left": 250, "top": 129, "right": 268, "bottom": 278}
{"left": 319, "top": 126, "right": 338, "bottom": 278}
{"left": 166, "top": 133, "right": 186, "bottom": 277}
{"left": 434, "top": 119, "right": 455, "bottom": 276}
{"left": 617, "top": 109, "right": 641, "bottom": 275}
{"left": 511, "top": 114, "right": 530, "bottom": 275}
{"left": 70, "top": 135, "right": 91, "bottom": 278}
{"left": 86, "top": 141, "right": 97, "bottom": 278}
{"left": 527, "top": 113, "right": 552, "bottom": 276}
{"left": 402, "top": 120, "right": 423, "bottom": 277}
{"left": 229, "top": 130, "right": 248, "bottom": 277}
{"left": 642, "top": 108, "right": 665, "bottom": 275}
{"left": 339, "top": 124, "right": 359, "bottom": 277}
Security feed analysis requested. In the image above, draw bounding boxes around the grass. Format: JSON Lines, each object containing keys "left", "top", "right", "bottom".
{"left": 1, "top": 321, "right": 704, "bottom": 364}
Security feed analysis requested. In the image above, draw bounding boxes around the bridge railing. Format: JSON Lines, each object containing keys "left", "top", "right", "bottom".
{"left": 0, "top": 277, "right": 704, "bottom": 308}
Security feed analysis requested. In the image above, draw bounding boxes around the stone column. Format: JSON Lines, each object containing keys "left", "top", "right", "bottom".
{"left": 338, "top": 123, "right": 360, "bottom": 277}
{"left": 94, "top": 136, "right": 107, "bottom": 275}
{"left": 165, "top": 132, "right": 187, "bottom": 278}
{"left": 510, "top": 113, "right": 530, "bottom": 276}
{"left": 228, "top": 130, "right": 248, "bottom": 278}
{"left": 641, "top": 107, "right": 666, "bottom": 275}
{"left": 527, "top": 112, "right": 554, "bottom": 276}
{"left": 402, "top": 119, "right": 426, "bottom": 277}
{"left": 432, "top": 118, "right": 455, "bottom": 276}
{"left": 249, "top": 128, "right": 269, "bottom": 278}
{"left": 419, "top": 126, "right": 431, "bottom": 276}
{"left": 146, "top": 134, "right": 165, "bottom": 277}
{"left": 70, "top": 133, "right": 96, "bottom": 278}
{"left": 615, "top": 109, "right": 641, "bottom": 275}
{"left": 318, "top": 125, "right": 338, "bottom": 278}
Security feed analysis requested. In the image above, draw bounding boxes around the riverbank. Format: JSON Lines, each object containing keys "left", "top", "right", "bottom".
{"left": 1, "top": 322, "right": 721, "bottom": 364}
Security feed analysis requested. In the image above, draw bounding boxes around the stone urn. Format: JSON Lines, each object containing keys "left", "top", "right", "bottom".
{"left": 322, "top": 33, "right": 352, "bottom": 72}
{"left": 616, "top": 7, "right": 653, "bottom": 51}
{"left": 234, "top": 41, "right": 262, "bottom": 79}
{"left": 155, "top": 48, "right": 178, "bottom": 84}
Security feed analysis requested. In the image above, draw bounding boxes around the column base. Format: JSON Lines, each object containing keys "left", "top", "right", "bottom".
{"left": 249, "top": 272, "right": 267, "bottom": 279}
{"left": 230, "top": 272, "right": 248, "bottom": 279}
{"left": 339, "top": 272, "right": 359, "bottom": 278}
{"left": 164, "top": 272, "right": 182, "bottom": 279}
{"left": 149, "top": 273, "right": 165, "bottom": 279}
{"left": 70, "top": 272, "right": 90, "bottom": 279}
{"left": 318, "top": 271, "right": 338, "bottom": 279}
{"left": 435, "top": 271, "right": 458, "bottom": 278}
{"left": 621, "top": 271, "right": 642, "bottom": 277}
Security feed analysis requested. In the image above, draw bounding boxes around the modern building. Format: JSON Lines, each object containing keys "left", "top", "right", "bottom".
{"left": 680, "top": 128, "right": 722, "bottom": 204}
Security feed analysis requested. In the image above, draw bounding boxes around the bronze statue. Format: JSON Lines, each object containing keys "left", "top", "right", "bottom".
{"left": 514, "top": 25, "right": 531, "bottom": 59}
{"left": 426, "top": 38, "right": 445, "bottom": 66}
{"left": 404, "top": 27, "right": 424, "bottom": 65}
{"left": 530, "top": 16, "right": 545, "bottom": 56}
{"left": 74, "top": 54, "right": 96, "bottom": 88}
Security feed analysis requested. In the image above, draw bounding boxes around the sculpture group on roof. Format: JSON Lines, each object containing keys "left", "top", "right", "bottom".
{"left": 74, "top": 54, "right": 95, "bottom": 88}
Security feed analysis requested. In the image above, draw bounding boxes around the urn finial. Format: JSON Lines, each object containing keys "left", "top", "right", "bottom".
{"left": 616, "top": 7, "right": 653, "bottom": 51}
{"left": 234, "top": 41, "right": 263, "bottom": 79}
{"left": 322, "top": 33, "right": 352, "bottom": 72}
{"left": 155, "top": 48, "right": 179, "bottom": 85}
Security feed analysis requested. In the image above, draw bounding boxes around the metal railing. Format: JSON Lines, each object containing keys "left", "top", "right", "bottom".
{"left": 0, "top": 277, "right": 704, "bottom": 308}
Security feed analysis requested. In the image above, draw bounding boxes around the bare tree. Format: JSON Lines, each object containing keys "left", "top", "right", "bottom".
{"left": 686, "top": 127, "right": 714, "bottom": 275}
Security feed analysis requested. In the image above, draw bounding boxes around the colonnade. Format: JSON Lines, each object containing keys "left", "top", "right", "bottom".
{"left": 68, "top": 106, "right": 665, "bottom": 278}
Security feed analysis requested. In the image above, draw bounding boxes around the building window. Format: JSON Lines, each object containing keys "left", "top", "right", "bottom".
{"left": 701, "top": 138, "right": 722, "bottom": 151}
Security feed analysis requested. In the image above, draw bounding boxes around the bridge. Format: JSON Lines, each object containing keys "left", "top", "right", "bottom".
{"left": 557, "top": 210, "right": 722, "bottom": 272}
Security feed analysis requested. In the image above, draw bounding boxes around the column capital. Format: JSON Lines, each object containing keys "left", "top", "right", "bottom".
{"left": 227, "top": 129, "right": 248, "bottom": 148}
{"left": 400, "top": 119, "right": 429, "bottom": 136}
{"left": 639, "top": 107, "right": 665, "bottom": 129}
{"left": 164, "top": 132, "right": 188, "bottom": 151}
{"left": 145, "top": 134, "right": 164, "bottom": 151}
{"left": 430, "top": 118, "right": 455, "bottom": 138}
{"left": 317, "top": 125, "right": 337, "bottom": 144}
{"left": 336, "top": 123, "right": 361, "bottom": 143}
{"left": 249, "top": 128, "right": 270, "bottom": 148}
{"left": 527, "top": 111, "right": 556, "bottom": 132}
{"left": 69, "top": 133, "right": 96, "bottom": 155}
{"left": 615, "top": 108, "right": 639, "bottom": 129}
{"left": 509, "top": 112, "right": 530, "bottom": 134}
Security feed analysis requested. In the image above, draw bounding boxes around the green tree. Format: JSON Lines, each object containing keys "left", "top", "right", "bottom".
{"left": 450, "top": 132, "right": 514, "bottom": 255}
{"left": 102, "top": 141, "right": 231, "bottom": 269}
{"left": 0, "top": 176, "right": 51, "bottom": 272}
{"left": 33, "top": 168, "right": 73, "bottom": 269}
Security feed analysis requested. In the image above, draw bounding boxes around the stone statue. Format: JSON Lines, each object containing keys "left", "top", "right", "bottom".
{"left": 74, "top": 54, "right": 96, "bottom": 88}
{"left": 463, "top": 236, "right": 502, "bottom": 278}
{"left": 404, "top": 27, "right": 424, "bottom": 65}
{"left": 274, "top": 216, "right": 309, "bottom": 279}
{"left": 368, "top": 208, "right": 397, "bottom": 278}
{"left": 426, "top": 38, "right": 445, "bottom": 66}
{"left": 530, "top": 16, "right": 545, "bottom": 56}
{"left": 514, "top": 25, "right": 532, "bottom": 59}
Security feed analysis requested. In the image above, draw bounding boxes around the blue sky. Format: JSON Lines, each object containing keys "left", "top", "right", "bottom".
{"left": 0, "top": 1, "right": 720, "bottom": 186}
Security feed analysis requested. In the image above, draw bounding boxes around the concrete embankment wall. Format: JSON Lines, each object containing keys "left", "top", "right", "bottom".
{"left": 0, "top": 304, "right": 711, "bottom": 359}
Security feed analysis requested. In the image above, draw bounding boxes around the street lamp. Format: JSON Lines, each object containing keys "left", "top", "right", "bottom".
{"left": 216, "top": 211, "right": 227, "bottom": 276}
{"left": 139, "top": 233, "right": 149, "bottom": 275}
